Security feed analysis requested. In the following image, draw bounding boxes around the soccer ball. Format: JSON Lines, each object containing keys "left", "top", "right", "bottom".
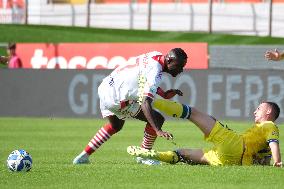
{"left": 7, "top": 149, "right": 33, "bottom": 172}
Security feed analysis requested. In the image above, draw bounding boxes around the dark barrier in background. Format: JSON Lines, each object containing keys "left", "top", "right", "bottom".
{"left": 0, "top": 69, "right": 283, "bottom": 123}
{"left": 0, "top": 69, "right": 111, "bottom": 118}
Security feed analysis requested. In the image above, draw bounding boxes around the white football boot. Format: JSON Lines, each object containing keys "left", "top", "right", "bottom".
{"left": 73, "top": 151, "right": 90, "bottom": 164}
{"left": 127, "top": 146, "right": 161, "bottom": 165}
{"left": 136, "top": 157, "right": 161, "bottom": 165}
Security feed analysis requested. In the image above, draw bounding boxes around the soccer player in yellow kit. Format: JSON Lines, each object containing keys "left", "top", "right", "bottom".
{"left": 127, "top": 99, "right": 282, "bottom": 167}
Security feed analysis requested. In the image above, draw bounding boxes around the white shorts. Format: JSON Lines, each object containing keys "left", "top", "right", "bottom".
{"left": 98, "top": 81, "right": 141, "bottom": 120}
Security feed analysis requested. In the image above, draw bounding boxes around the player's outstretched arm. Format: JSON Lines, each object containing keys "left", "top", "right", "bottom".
{"left": 140, "top": 97, "right": 173, "bottom": 140}
{"left": 265, "top": 49, "right": 284, "bottom": 61}
{"left": 156, "top": 87, "right": 183, "bottom": 99}
{"left": 269, "top": 142, "right": 282, "bottom": 167}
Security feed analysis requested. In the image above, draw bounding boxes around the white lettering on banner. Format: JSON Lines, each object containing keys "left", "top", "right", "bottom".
{"left": 267, "top": 76, "right": 284, "bottom": 117}
{"left": 245, "top": 76, "right": 263, "bottom": 117}
{"left": 68, "top": 74, "right": 88, "bottom": 114}
{"left": 226, "top": 75, "right": 241, "bottom": 117}
{"left": 69, "top": 56, "right": 87, "bottom": 68}
{"left": 67, "top": 72, "right": 284, "bottom": 119}
{"left": 47, "top": 56, "right": 68, "bottom": 69}
{"left": 92, "top": 74, "right": 107, "bottom": 114}
{"left": 207, "top": 74, "right": 284, "bottom": 118}
{"left": 30, "top": 49, "right": 135, "bottom": 69}
{"left": 86, "top": 56, "right": 108, "bottom": 69}
{"left": 68, "top": 73, "right": 106, "bottom": 115}
{"left": 31, "top": 50, "right": 48, "bottom": 69}
{"left": 208, "top": 75, "right": 223, "bottom": 115}
{"left": 108, "top": 56, "right": 127, "bottom": 69}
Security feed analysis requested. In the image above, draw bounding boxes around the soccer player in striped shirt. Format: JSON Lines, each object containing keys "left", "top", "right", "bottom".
{"left": 128, "top": 99, "right": 282, "bottom": 167}
{"left": 73, "top": 48, "right": 188, "bottom": 165}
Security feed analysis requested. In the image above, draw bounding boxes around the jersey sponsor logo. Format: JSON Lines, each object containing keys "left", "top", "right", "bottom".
{"left": 108, "top": 77, "right": 114, "bottom": 86}
{"left": 156, "top": 72, "right": 162, "bottom": 80}
{"left": 137, "top": 73, "right": 147, "bottom": 105}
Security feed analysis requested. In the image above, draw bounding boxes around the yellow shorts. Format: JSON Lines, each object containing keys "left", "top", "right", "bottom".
{"left": 203, "top": 121, "right": 244, "bottom": 166}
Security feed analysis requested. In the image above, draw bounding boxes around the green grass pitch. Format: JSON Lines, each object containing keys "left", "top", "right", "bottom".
{"left": 1, "top": 24, "right": 284, "bottom": 44}
{"left": 0, "top": 118, "right": 284, "bottom": 189}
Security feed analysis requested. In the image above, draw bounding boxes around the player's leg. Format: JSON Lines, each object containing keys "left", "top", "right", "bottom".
{"left": 84, "top": 115, "right": 124, "bottom": 155}
{"left": 175, "top": 149, "right": 209, "bottom": 164}
{"left": 134, "top": 109, "right": 164, "bottom": 165}
{"left": 189, "top": 107, "right": 216, "bottom": 137}
{"left": 153, "top": 99, "right": 215, "bottom": 137}
{"left": 127, "top": 146, "right": 208, "bottom": 165}
{"left": 73, "top": 115, "right": 124, "bottom": 164}
{"left": 135, "top": 109, "right": 165, "bottom": 150}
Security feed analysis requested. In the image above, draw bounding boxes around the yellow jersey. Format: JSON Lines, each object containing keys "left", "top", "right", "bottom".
{"left": 241, "top": 121, "right": 279, "bottom": 165}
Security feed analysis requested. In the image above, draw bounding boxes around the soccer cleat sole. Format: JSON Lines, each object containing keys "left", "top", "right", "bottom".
{"left": 127, "top": 146, "right": 158, "bottom": 159}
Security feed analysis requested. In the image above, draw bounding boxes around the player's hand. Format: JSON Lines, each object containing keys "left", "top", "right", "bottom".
{"left": 0, "top": 56, "right": 8, "bottom": 64}
{"left": 273, "top": 162, "right": 283, "bottom": 167}
{"left": 156, "top": 130, "right": 173, "bottom": 140}
{"left": 164, "top": 89, "right": 183, "bottom": 99}
{"left": 265, "top": 49, "right": 281, "bottom": 61}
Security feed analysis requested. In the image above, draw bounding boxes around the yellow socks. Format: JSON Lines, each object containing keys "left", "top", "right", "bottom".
{"left": 156, "top": 151, "right": 179, "bottom": 164}
{"left": 153, "top": 99, "right": 191, "bottom": 119}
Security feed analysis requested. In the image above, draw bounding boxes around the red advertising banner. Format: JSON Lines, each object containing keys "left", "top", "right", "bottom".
{"left": 16, "top": 43, "right": 208, "bottom": 69}
{"left": 0, "top": 0, "right": 25, "bottom": 8}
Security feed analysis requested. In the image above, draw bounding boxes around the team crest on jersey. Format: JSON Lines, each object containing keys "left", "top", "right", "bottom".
{"left": 149, "top": 86, "right": 157, "bottom": 95}
{"left": 271, "top": 131, "right": 279, "bottom": 136}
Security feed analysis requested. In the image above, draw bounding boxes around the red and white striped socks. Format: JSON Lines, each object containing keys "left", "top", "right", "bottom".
{"left": 84, "top": 123, "right": 117, "bottom": 155}
{"left": 81, "top": 123, "right": 157, "bottom": 157}
{"left": 141, "top": 123, "right": 157, "bottom": 150}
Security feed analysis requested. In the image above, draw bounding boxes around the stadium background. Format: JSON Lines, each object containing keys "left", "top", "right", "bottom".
{"left": 1, "top": 1, "right": 284, "bottom": 189}
{"left": 1, "top": 0, "right": 284, "bottom": 36}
